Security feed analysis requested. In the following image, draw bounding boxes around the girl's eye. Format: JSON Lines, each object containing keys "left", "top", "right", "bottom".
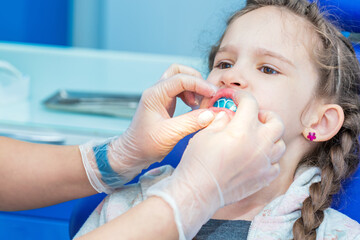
{"left": 216, "top": 62, "right": 233, "bottom": 69}
{"left": 260, "top": 66, "right": 279, "bottom": 75}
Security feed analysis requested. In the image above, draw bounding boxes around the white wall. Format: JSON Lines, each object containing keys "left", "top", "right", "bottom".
{"left": 72, "top": 0, "right": 246, "bottom": 58}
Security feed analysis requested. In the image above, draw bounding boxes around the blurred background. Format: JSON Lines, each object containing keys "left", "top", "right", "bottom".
{"left": 0, "top": 0, "right": 246, "bottom": 58}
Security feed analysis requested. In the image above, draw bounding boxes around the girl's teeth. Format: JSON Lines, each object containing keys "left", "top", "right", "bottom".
{"left": 213, "top": 97, "right": 237, "bottom": 112}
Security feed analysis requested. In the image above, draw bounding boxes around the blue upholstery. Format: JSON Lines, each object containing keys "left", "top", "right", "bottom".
{"left": 317, "top": 0, "right": 360, "bottom": 33}
{"left": 69, "top": 193, "right": 107, "bottom": 238}
{"left": 333, "top": 163, "right": 360, "bottom": 222}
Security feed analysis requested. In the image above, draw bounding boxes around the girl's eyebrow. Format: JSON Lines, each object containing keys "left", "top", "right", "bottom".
{"left": 217, "top": 45, "right": 295, "bottom": 68}
{"left": 256, "top": 48, "right": 295, "bottom": 68}
{"left": 217, "top": 45, "right": 238, "bottom": 55}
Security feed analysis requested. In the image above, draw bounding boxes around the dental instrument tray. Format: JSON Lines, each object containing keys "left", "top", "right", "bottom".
{"left": 43, "top": 90, "right": 141, "bottom": 118}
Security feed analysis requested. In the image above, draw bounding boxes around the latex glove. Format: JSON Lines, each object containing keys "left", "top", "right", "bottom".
{"left": 147, "top": 91, "right": 286, "bottom": 240}
{"left": 80, "top": 64, "right": 218, "bottom": 193}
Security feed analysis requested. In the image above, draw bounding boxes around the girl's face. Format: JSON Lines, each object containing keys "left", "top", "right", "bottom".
{"left": 200, "top": 6, "right": 319, "bottom": 143}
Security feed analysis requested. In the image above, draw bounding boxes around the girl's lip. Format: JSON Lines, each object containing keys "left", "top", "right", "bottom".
{"left": 208, "top": 88, "right": 237, "bottom": 108}
{"left": 209, "top": 107, "right": 236, "bottom": 117}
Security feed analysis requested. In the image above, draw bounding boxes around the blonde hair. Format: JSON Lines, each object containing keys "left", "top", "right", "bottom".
{"left": 207, "top": 0, "right": 360, "bottom": 239}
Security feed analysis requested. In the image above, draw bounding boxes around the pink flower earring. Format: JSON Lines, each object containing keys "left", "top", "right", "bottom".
{"left": 307, "top": 132, "right": 316, "bottom": 141}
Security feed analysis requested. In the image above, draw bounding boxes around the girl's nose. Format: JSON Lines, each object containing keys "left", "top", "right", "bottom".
{"left": 219, "top": 67, "right": 248, "bottom": 89}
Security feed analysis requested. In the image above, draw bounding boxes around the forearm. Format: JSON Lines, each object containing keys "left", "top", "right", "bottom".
{"left": 77, "top": 196, "right": 178, "bottom": 240}
{"left": 0, "top": 137, "right": 97, "bottom": 211}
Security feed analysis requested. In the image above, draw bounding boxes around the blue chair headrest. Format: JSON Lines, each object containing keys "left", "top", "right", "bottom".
{"left": 317, "top": 0, "right": 360, "bottom": 33}
{"left": 355, "top": 44, "right": 360, "bottom": 61}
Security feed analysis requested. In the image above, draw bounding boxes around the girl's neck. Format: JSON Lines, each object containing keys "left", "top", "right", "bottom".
{"left": 211, "top": 172, "right": 293, "bottom": 220}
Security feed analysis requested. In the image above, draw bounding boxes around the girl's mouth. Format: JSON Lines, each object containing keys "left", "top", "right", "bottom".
{"left": 208, "top": 88, "right": 238, "bottom": 113}
{"left": 213, "top": 97, "right": 237, "bottom": 112}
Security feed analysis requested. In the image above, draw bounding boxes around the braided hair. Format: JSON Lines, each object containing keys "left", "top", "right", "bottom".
{"left": 207, "top": 1, "right": 360, "bottom": 239}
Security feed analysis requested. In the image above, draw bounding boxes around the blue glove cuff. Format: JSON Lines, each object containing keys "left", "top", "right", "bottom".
{"left": 93, "top": 143, "right": 126, "bottom": 188}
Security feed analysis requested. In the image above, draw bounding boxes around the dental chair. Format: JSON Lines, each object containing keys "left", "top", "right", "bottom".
{"left": 69, "top": 0, "right": 360, "bottom": 238}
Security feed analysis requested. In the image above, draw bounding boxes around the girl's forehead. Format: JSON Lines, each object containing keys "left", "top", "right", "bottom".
{"left": 221, "top": 6, "right": 315, "bottom": 59}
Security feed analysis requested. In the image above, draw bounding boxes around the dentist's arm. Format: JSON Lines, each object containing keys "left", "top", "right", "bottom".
{"left": 0, "top": 140, "right": 178, "bottom": 238}
{"left": 0, "top": 64, "right": 217, "bottom": 211}
{"left": 0, "top": 137, "right": 96, "bottom": 211}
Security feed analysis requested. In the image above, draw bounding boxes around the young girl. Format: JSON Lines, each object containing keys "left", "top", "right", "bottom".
{"left": 75, "top": 0, "right": 360, "bottom": 239}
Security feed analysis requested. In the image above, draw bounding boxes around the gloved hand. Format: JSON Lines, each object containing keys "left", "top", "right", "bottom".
{"left": 147, "top": 90, "right": 286, "bottom": 240}
{"left": 80, "top": 64, "right": 218, "bottom": 193}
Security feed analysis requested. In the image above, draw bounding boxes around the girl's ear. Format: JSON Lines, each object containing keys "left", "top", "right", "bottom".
{"left": 302, "top": 104, "right": 344, "bottom": 142}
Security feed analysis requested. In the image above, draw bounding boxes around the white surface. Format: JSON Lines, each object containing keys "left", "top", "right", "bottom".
{"left": 0, "top": 42, "right": 203, "bottom": 144}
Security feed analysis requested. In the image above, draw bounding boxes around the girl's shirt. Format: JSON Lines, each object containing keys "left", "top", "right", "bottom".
{"left": 74, "top": 165, "right": 360, "bottom": 239}
{"left": 195, "top": 219, "right": 251, "bottom": 239}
